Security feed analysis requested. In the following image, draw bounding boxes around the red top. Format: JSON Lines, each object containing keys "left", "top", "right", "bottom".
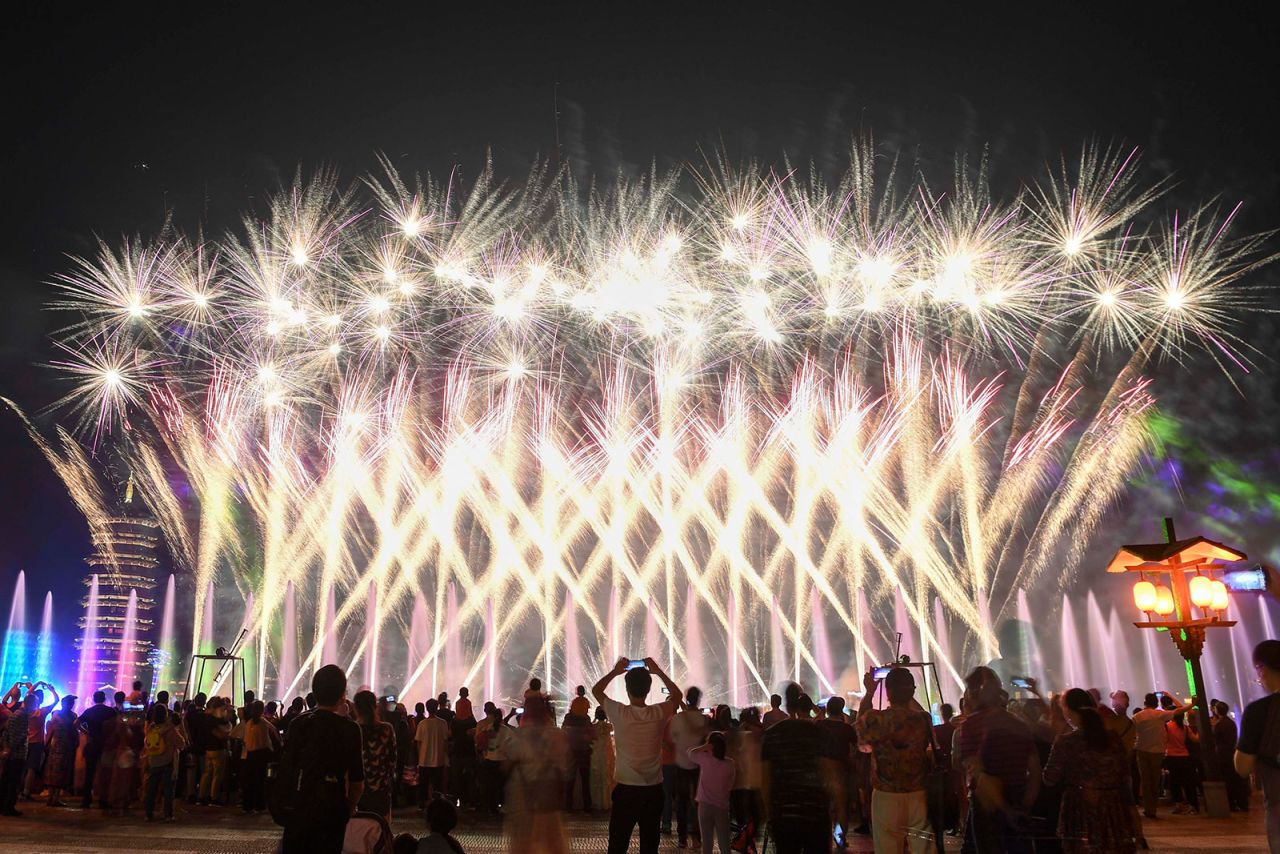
{"left": 1164, "top": 721, "right": 1190, "bottom": 757}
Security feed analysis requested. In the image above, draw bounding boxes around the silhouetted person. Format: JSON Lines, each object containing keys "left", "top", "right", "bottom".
{"left": 1236, "top": 639, "right": 1280, "bottom": 849}
{"left": 762, "top": 685, "right": 831, "bottom": 854}
{"left": 278, "top": 664, "right": 365, "bottom": 854}
{"left": 78, "top": 691, "right": 116, "bottom": 808}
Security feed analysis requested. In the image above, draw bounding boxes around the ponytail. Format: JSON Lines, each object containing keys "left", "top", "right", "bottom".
{"left": 1063, "top": 688, "right": 1109, "bottom": 751}
{"left": 710, "top": 731, "right": 727, "bottom": 761}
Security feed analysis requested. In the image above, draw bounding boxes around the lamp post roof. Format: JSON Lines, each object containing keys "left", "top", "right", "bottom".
{"left": 1106, "top": 535, "right": 1246, "bottom": 573}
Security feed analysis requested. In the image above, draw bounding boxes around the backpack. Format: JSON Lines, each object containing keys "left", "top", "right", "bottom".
{"left": 268, "top": 711, "right": 350, "bottom": 827}
{"left": 143, "top": 725, "right": 167, "bottom": 758}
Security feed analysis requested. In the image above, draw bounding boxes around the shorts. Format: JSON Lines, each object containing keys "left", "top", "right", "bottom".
{"left": 25, "top": 742, "right": 45, "bottom": 774}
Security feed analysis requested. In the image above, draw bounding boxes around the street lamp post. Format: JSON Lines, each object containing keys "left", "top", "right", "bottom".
{"left": 1106, "top": 517, "right": 1245, "bottom": 820}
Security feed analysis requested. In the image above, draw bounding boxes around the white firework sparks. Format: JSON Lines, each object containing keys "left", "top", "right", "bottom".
{"left": 37, "top": 142, "right": 1272, "bottom": 701}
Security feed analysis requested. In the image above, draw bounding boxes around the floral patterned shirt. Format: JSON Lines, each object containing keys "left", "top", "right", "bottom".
{"left": 855, "top": 705, "right": 932, "bottom": 793}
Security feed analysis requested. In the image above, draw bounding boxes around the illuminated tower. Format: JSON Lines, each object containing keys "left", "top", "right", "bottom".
{"left": 74, "top": 477, "right": 162, "bottom": 694}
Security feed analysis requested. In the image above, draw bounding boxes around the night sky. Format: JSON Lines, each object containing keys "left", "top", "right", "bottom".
{"left": 2, "top": 3, "right": 1277, "bottom": 639}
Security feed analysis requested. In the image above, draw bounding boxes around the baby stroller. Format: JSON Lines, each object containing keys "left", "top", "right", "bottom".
{"left": 731, "top": 818, "right": 765, "bottom": 854}
{"left": 342, "top": 811, "right": 394, "bottom": 854}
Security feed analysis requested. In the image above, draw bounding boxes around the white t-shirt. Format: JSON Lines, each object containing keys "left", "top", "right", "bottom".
{"left": 1133, "top": 708, "right": 1177, "bottom": 753}
{"left": 668, "top": 707, "right": 709, "bottom": 770}
{"left": 601, "top": 696, "right": 679, "bottom": 786}
{"left": 762, "top": 708, "right": 788, "bottom": 728}
{"left": 415, "top": 716, "right": 450, "bottom": 767}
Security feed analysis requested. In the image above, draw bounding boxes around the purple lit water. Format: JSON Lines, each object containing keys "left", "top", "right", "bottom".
{"left": 154, "top": 574, "right": 175, "bottom": 693}
{"left": 684, "top": 583, "right": 705, "bottom": 690}
{"left": 770, "top": 596, "right": 788, "bottom": 689}
{"left": 404, "top": 592, "right": 429, "bottom": 702}
{"left": 1059, "top": 598, "right": 1084, "bottom": 689}
{"left": 810, "top": 586, "right": 834, "bottom": 696}
{"left": 114, "top": 589, "right": 139, "bottom": 690}
{"left": 75, "top": 574, "right": 99, "bottom": 702}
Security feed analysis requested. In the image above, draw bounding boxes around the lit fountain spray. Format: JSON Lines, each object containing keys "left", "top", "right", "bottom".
{"left": 1086, "top": 592, "right": 1120, "bottom": 693}
{"left": 770, "top": 598, "right": 788, "bottom": 690}
{"left": 810, "top": 587, "right": 834, "bottom": 696}
{"left": 1, "top": 571, "right": 27, "bottom": 688}
{"left": 152, "top": 574, "right": 175, "bottom": 695}
{"left": 934, "top": 597, "right": 961, "bottom": 691}
{"left": 1261, "top": 598, "right": 1277, "bottom": 639}
{"left": 363, "top": 584, "right": 378, "bottom": 690}
{"left": 323, "top": 588, "right": 339, "bottom": 667}
{"left": 444, "top": 582, "right": 461, "bottom": 696}
{"left": 75, "top": 574, "right": 100, "bottom": 701}
{"left": 999, "top": 586, "right": 1280, "bottom": 711}
{"left": 644, "top": 597, "right": 660, "bottom": 676}
{"left": 35, "top": 592, "right": 53, "bottom": 688}
{"left": 729, "top": 591, "right": 745, "bottom": 706}
{"left": 1016, "top": 590, "right": 1045, "bottom": 683}
{"left": 405, "top": 594, "right": 429, "bottom": 702}
{"left": 199, "top": 581, "right": 215, "bottom": 655}
{"left": 114, "top": 589, "right": 138, "bottom": 690}
{"left": 684, "top": 584, "right": 705, "bottom": 691}
{"left": 489, "top": 598, "right": 500, "bottom": 701}
{"left": 279, "top": 581, "right": 297, "bottom": 701}
{"left": 562, "top": 592, "right": 579, "bottom": 697}
{"left": 1059, "top": 598, "right": 1084, "bottom": 689}
{"left": 608, "top": 587, "right": 620, "bottom": 665}
{"left": 856, "top": 588, "right": 878, "bottom": 675}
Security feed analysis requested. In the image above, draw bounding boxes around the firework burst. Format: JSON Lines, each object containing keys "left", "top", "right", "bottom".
{"left": 37, "top": 141, "right": 1273, "bottom": 701}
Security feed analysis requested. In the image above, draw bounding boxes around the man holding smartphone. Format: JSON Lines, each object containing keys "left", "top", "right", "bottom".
{"left": 593, "top": 656, "right": 683, "bottom": 854}
{"left": 1133, "top": 691, "right": 1194, "bottom": 819}
{"left": 857, "top": 669, "right": 935, "bottom": 854}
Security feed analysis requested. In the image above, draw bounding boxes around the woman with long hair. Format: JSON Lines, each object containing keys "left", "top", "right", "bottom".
{"left": 689, "top": 731, "right": 736, "bottom": 854}
{"left": 353, "top": 690, "right": 397, "bottom": 819}
{"left": 1164, "top": 711, "right": 1200, "bottom": 814}
{"left": 229, "top": 700, "right": 279, "bottom": 814}
{"left": 1043, "top": 688, "right": 1139, "bottom": 853}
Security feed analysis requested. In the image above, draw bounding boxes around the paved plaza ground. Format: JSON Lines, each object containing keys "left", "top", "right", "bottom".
{"left": 0, "top": 800, "right": 1268, "bottom": 853}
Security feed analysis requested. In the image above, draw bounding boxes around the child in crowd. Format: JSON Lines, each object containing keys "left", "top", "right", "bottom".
{"left": 689, "top": 731, "right": 736, "bottom": 854}
{"left": 416, "top": 797, "right": 467, "bottom": 853}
